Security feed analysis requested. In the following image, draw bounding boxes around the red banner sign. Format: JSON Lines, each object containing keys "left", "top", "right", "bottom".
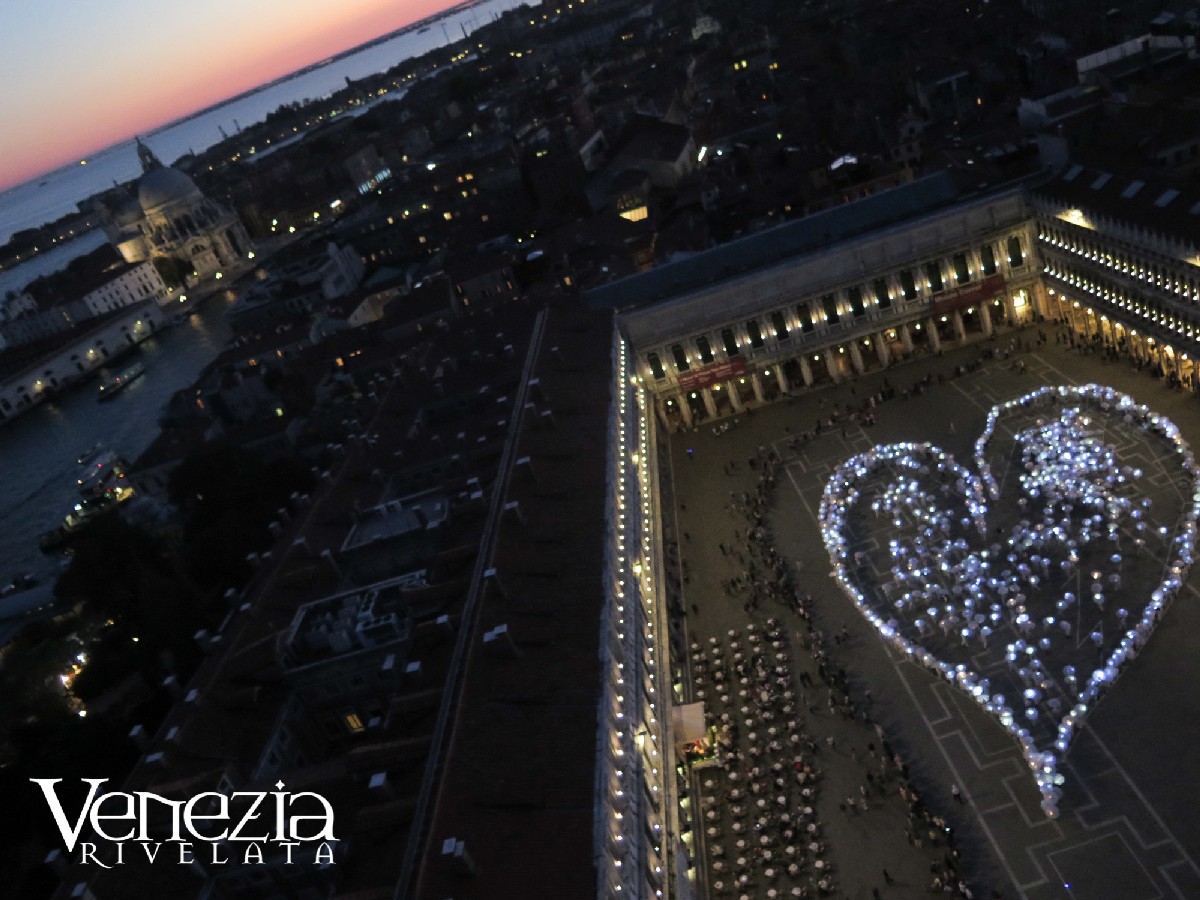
{"left": 931, "top": 274, "right": 1007, "bottom": 316}
{"left": 677, "top": 357, "right": 747, "bottom": 392}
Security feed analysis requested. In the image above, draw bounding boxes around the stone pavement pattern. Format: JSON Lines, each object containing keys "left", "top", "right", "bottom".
{"left": 666, "top": 325, "right": 1200, "bottom": 900}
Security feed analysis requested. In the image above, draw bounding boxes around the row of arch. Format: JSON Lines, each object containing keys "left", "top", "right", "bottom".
{"left": 644, "top": 234, "right": 1028, "bottom": 381}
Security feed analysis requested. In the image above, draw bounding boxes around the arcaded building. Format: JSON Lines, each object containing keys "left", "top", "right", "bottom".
{"left": 583, "top": 164, "right": 1200, "bottom": 900}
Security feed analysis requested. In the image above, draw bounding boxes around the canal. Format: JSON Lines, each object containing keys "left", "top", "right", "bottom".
{"left": 0, "top": 293, "right": 234, "bottom": 584}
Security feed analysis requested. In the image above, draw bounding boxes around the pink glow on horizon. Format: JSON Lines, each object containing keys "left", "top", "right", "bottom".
{"left": 0, "top": 0, "right": 454, "bottom": 192}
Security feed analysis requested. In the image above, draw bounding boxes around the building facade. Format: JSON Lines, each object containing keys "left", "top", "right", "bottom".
{"left": 80, "top": 260, "right": 170, "bottom": 315}
{"left": 99, "top": 139, "right": 253, "bottom": 281}
{"left": 587, "top": 164, "right": 1200, "bottom": 900}
{"left": 1030, "top": 164, "right": 1200, "bottom": 388}
{"left": 606, "top": 178, "right": 1040, "bottom": 429}
{"left": 0, "top": 301, "right": 163, "bottom": 422}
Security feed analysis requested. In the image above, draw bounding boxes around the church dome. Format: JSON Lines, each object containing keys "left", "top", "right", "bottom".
{"left": 138, "top": 166, "right": 201, "bottom": 212}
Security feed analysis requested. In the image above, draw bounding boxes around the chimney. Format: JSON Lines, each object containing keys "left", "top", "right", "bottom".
{"left": 483, "top": 624, "right": 519, "bottom": 657}
{"left": 515, "top": 455, "right": 537, "bottom": 481}
{"left": 194, "top": 629, "right": 217, "bottom": 653}
{"left": 503, "top": 501, "right": 526, "bottom": 525}
{"left": 441, "top": 837, "right": 476, "bottom": 876}
{"left": 44, "top": 850, "right": 69, "bottom": 878}
{"left": 368, "top": 771, "right": 394, "bottom": 799}
{"left": 484, "top": 567, "right": 508, "bottom": 599}
{"left": 128, "top": 723, "right": 150, "bottom": 751}
{"left": 161, "top": 675, "right": 183, "bottom": 699}
{"left": 145, "top": 750, "right": 169, "bottom": 769}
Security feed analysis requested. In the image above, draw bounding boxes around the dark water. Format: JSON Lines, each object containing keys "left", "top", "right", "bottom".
{"left": 0, "top": 0, "right": 525, "bottom": 245}
{"left": 0, "top": 297, "right": 233, "bottom": 583}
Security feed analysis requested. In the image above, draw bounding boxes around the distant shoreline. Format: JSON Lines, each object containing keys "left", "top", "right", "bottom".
{"left": 145, "top": 0, "right": 478, "bottom": 141}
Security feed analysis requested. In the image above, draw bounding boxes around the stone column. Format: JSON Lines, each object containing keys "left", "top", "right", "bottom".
{"left": 654, "top": 398, "right": 671, "bottom": 431}
{"left": 1003, "top": 293, "right": 1018, "bottom": 326}
{"left": 875, "top": 333, "right": 891, "bottom": 366}
{"left": 1068, "top": 303, "right": 1083, "bottom": 337}
{"left": 979, "top": 302, "right": 993, "bottom": 337}
{"left": 952, "top": 310, "right": 966, "bottom": 342}
{"left": 750, "top": 373, "right": 767, "bottom": 403}
{"left": 774, "top": 366, "right": 790, "bottom": 395}
{"left": 1031, "top": 281, "right": 1053, "bottom": 319}
{"left": 825, "top": 351, "right": 841, "bottom": 382}
{"left": 701, "top": 387, "right": 718, "bottom": 419}
{"left": 798, "top": 356, "right": 814, "bottom": 386}
{"left": 899, "top": 324, "right": 914, "bottom": 354}
{"left": 677, "top": 394, "right": 694, "bottom": 428}
{"left": 727, "top": 381, "right": 744, "bottom": 412}
{"left": 927, "top": 320, "right": 941, "bottom": 351}
{"left": 848, "top": 342, "right": 865, "bottom": 374}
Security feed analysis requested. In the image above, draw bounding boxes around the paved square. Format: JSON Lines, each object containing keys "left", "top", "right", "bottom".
{"left": 666, "top": 325, "right": 1200, "bottom": 900}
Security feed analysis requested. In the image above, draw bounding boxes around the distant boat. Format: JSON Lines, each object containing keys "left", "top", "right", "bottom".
{"left": 97, "top": 363, "right": 145, "bottom": 401}
{"left": 418, "top": 25, "right": 431, "bottom": 32}
{"left": 76, "top": 441, "right": 107, "bottom": 466}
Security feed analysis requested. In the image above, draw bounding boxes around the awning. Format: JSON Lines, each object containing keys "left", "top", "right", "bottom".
{"left": 672, "top": 702, "right": 707, "bottom": 745}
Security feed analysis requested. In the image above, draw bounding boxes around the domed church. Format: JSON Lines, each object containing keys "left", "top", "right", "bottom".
{"left": 100, "top": 138, "right": 253, "bottom": 280}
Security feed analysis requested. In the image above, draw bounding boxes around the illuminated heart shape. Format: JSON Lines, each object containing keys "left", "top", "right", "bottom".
{"left": 819, "top": 385, "right": 1200, "bottom": 816}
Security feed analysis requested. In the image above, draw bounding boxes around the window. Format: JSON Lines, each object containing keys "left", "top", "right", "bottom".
{"left": 925, "top": 261, "right": 944, "bottom": 293}
{"left": 980, "top": 245, "right": 996, "bottom": 276}
{"left": 722, "top": 328, "right": 740, "bottom": 356}
{"left": 671, "top": 344, "right": 690, "bottom": 371}
{"left": 899, "top": 269, "right": 917, "bottom": 299}
{"left": 953, "top": 253, "right": 970, "bottom": 285}
{"left": 873, "top": 278, "right": 891, "bottom": 309}
{"left": 1007, "top": 236, "right": 1024, "bottom": 267}
{"left": 697, "top": 336, "right": 714, "bottom": 364}
{"left": 343, "top": 711, "right": 365, "bottom": 734}
{"left": 848, "top": 287, "right": 865, "bottom": 318}
{"left": 770, "top": 311, "right": 789, "bottom": 338}
{"left": 746, "top": 320, "right": 764, "bottom": 349}
{"left": 821, "top": 294, "right": 840, "bottom": 324}
{"left": 797, "top": 304, "right": 815, "bottom": 332}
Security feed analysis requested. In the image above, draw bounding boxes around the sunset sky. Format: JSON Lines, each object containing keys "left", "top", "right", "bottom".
{"left": 0, "top": 0, "right": 454, "bottom": 191}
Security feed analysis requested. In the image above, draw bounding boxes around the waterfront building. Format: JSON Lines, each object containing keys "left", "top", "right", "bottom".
{"left": 0, "top": 301, "right": 162, "bottom": 421}
{"left": 98, "top": 139, "right": 253, "bottom": 281}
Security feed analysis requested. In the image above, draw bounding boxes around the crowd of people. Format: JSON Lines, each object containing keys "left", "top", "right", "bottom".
{"left": 686, "top": 444, "right": 984, "bottom": 898}
{"left": 672, "top": 317, "right": 1197, "bottom": 896}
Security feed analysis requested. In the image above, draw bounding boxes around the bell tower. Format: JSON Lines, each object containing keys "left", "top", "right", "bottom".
{"left": 136, "top": 136, "right": 162, "bottom": 173}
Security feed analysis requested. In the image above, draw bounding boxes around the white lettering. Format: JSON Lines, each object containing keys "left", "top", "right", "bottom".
{"left": 90, "top": 792, "right": 137, "bottom": 842}
{"left": 272, "top": 783, "right": 287, "bottom": 842}
{"left": 140, "top": 842, "right": 162, "bottom": 863}
{"left": 243, "top": 842, "right": 264, "bottom": 865}
{"left": 178, "top": 842, "right": 193, "bottom": 864}
{"left": 80, "top": 842, "right": 112, "bottom": 869}
{"left": 314, "top": 842, "right": 336, "bottom": 865}
{"left": 209, "top": 841, "right": 228, "bottom": 865}
{"left": 228, "top": 792, "right": 269, "bottom": 841}
{"left": 288, "top": 792, "right": 337, "bottom": 841}
{"left": 30, "top": 778, "right": 108, "bottom": 853}
{"left": 281, "top": 841, "right": 300, "bottom": 864}
{"left": 136, "top": 791, "right": 186, "bottom": 841}
{"left": 183, "top": 792, "right": 229, "bottom": 841}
